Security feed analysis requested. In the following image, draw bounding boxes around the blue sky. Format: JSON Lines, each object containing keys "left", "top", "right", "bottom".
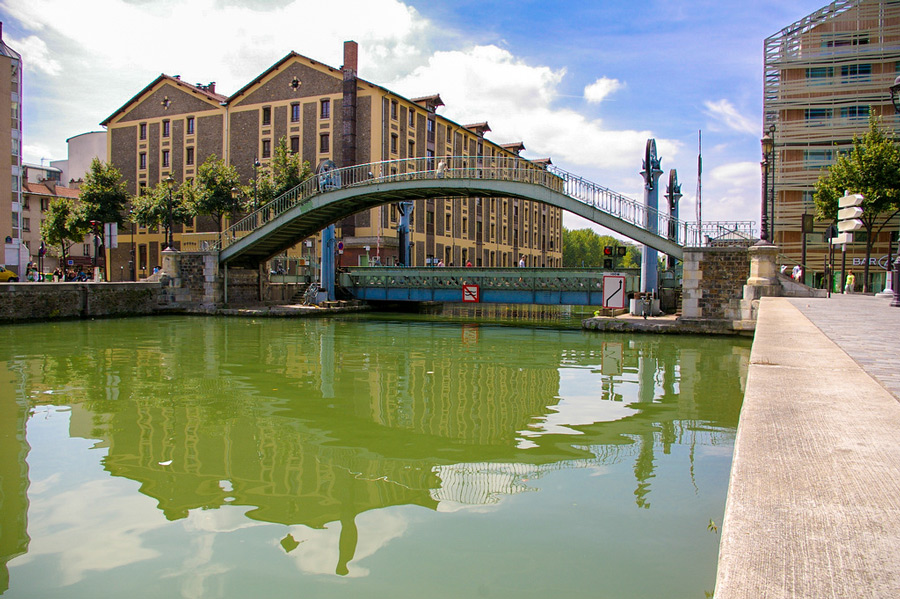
{"left": 3, "top": 0, "right": 828, "bottom": 232}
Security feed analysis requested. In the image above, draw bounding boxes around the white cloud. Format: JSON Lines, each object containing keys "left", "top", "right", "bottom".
{"left": 583, "top": 77, "right": 623, "bottom": 103}
{"left": 389, "top": 45, "right": 679, "bottom": 170}
{"left": 6, "top": 34, "right": 61, "bottom": 76}
{"left": 703, "top": 99, "right": 758, "bottom": 135}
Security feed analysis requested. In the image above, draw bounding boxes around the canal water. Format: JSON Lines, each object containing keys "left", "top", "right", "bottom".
{"left": 0, "top": 315, "right": 749, "bottom": 598}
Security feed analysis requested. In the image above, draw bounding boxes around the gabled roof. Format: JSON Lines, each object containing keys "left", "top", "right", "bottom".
{"left": 227, "top": 51, "right": 343, "bottom": 103}
{"left": 100, "top": 74, "right": 228, "bottom": 126}
{"left": 464, "top": 122, "right": 491, "bottom": 135}
{"left": 411, "top": 94, "right": 445, "bottom": 112}
{"left": 501, "top": 142, "right": 526, "bottom": 154}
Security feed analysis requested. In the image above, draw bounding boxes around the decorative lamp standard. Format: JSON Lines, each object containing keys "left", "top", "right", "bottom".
{"left": 888, "top": 76, "right": 900, "bottom": 306}
{"left": 164, "top": 175, "right": 175, "bottom": 250}
{"left": 253, "top": 158, "right": 261, "bottom": 210}
{"left": 760, "top": 125, "right": 776, "bottom": 244}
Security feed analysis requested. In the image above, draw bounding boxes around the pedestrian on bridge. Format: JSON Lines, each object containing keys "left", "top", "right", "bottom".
{"left": 844, "top": 271, "right": 855, "bottom": 294}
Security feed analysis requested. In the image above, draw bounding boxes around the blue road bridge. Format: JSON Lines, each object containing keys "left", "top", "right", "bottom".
{"left": 339, "top": 266, "right": 640, "bottom": 306}
{"left": 213, "top": 155, "right": 755, "bottom": 269}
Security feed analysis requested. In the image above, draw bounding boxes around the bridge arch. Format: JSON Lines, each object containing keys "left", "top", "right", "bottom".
{"left": 215, "top": 157, "right": 751, "bottom": 268}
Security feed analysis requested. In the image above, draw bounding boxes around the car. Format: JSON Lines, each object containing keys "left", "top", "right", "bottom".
{"left": 0, "top": 266, "right": 19, "bottom": 282}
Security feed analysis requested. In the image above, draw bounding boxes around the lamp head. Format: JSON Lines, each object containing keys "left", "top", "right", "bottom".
{"left": 890, "top": 76, "right": 900, "bottom": 114}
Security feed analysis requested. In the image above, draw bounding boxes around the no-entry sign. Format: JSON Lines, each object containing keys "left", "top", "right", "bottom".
{"left": 462, "top": 284, "right": 480, "bottom": 303}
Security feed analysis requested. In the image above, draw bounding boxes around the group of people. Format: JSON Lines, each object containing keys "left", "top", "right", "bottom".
{"left": 781, "top": 263, "right": 804, "bottom": 282}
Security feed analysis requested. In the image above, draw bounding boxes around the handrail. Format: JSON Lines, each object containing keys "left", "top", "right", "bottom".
{"left": 212, "top": 155, "right": 757, "bottom": 253}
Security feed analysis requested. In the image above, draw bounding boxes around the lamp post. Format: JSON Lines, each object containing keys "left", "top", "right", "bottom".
{"left": 253, "top": 158, "right": 261, "bottom": 210}
{"left": 888, "top": 76, "right": 900, "bottom": 306}
{"left": 760, "top": 125, "right": 776, "bottom": 244}
{"left": 129, "top": 208, "right": 136, "bottom": 281}
{"left": 164, "top": 175, "right": 175, "bottom": 250}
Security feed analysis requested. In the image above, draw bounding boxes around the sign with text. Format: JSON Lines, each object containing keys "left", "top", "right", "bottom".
{"left": 602, "top": 275, "right": 626, "bottom": 309}
{"left": 462, "top": 284, "right": 480, "bottom": 303}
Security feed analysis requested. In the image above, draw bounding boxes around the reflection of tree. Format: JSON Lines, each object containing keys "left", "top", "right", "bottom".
{"left": 0, "top": 316, "right": 750, "bottom": 577}
{"left": 0, "top": 361, "right": 30, "bottom": 594}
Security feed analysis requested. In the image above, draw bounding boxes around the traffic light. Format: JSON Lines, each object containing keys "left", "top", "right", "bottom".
{"left": 603, "top": 259, "right": 613, "bottom": 269}
{"left": 604, "top": 246, "right": 613, "bottom": 256}
{"left": 616, "top": 246, "right": 626, "bottom": 257}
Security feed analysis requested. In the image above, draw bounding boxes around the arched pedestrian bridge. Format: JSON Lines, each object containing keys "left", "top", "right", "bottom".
{"left": 212, "top": 156, "right": 754, "bottom": 268}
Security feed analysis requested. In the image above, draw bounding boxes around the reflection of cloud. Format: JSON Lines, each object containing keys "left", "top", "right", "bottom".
{"left": 284, "top": 509, "right": 409, "bottom": 578}
{"left": 16, "top": 478, "right": 163, "bottom": 585}
{"left": 519, "top": 368, "right": 637, "bottom": 440}
{"left": 431, "top": 462, "right": 539, "bottom": 508}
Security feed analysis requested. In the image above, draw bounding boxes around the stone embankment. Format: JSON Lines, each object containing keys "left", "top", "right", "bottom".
{"left": 0, "top": 281, "right": 168, "bottom": 323}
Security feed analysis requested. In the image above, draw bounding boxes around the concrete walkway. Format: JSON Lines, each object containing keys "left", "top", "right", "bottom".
{"left": 715, "top": 294, "right": 900, "bottom": 598}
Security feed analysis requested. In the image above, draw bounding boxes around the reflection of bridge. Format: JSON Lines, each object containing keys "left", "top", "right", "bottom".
{"left": 214, "top": 156, "right": 754, "bottom": 268}
{"left": 340, "top": 266, "right": 639, "bottom": 305}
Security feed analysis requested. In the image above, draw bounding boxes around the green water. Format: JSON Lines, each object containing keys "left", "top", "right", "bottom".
{"left": 0, "top": 315, "right": 749, "bottom": 598}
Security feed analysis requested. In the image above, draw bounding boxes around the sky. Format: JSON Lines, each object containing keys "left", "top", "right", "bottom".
{"left": 2, "top": 0, "right": 830, "bottom": 234}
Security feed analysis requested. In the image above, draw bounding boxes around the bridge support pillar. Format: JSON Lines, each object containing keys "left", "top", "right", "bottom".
{"left": 641, "top": 140, "right": 664, "bottom": 294}
{"left": 397, "top": 201, "right": 413, "bottom": 266}
{"left": 322, "top": 224, "right": 336, "bottom": 301}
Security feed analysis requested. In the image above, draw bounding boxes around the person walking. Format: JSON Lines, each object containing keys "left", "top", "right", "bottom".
{"left": 844, "top": 271, "right": 855, "bottom": 294}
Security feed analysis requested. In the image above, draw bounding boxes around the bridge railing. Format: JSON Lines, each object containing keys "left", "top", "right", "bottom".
{"left": 213, "top": 155, "right": 756, "bottom": 253}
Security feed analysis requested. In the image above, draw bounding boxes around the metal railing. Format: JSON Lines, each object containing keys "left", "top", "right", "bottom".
{"left": 212, "top": 155, "right": 756, "bottom": 253}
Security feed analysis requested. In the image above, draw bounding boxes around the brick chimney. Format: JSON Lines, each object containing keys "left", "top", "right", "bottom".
{"left": 341, "top": 41, "right": 358, "bottom": 168}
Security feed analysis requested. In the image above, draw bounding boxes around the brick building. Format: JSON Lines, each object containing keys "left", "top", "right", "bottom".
{"left": 101, "top": 41, "right": 563, "bottom": 278}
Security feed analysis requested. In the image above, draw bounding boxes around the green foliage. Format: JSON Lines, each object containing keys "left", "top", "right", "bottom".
{"left": 78, "top": 158, "right": 131, "bottom": 226}
{"left": 814, "top": 115, "right": 900, "bottom": 290}
{"left": 194, "top": 155, "right": 242, "bottom": 232}
{"left": 242, "top": 138, "right": 313, "bottom": 208}
{"left": 562, "top": 228, "right": 635, "bottom": 268}
{"left": 40, "top": 198, "right": 88, "bottom": 261}
{"left": 130, "top": 180, "right": 196, "bottom": 242}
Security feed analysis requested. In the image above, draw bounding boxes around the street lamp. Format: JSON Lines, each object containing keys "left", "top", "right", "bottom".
{"left": 164, "top": 175, "right": 175, "bottom": 250}
{"left": 253, "top": 158, "right": 261, "bottom": 210}
{"left": 759, "top": 126, "right": 775, "bottom": 244}
{"left": 888, "top": 76, "right": 900, "bottom": 306}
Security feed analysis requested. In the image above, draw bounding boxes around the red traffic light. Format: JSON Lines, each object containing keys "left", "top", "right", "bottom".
{"left": 604, "top": 246, "right": 613, "bottom": 256}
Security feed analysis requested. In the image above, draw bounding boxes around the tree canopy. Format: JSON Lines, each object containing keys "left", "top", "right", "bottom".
{"left": 40, "top": 198, "right": 88, "bottom": 262}
{"left": 242, "top": 137, "right": 314, "bottom": 208}
{"left": 194, "top": 155, "right": 242, "bottom": 233}
{"left": 562, "top": 228, "right": 640, "bottom": 268}
{"left": 78, "top": 158, "right": 131, "bottom": 226}
{"left": 814, "top": 115, "right": 900, "bottom": 291}
{"left": 130, "top": 180, "right": 196, "bottom": 244}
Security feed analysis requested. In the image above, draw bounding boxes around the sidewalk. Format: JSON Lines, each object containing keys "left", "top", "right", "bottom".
{"left": 714, "top": 294, "right": 900, "bottom": 598}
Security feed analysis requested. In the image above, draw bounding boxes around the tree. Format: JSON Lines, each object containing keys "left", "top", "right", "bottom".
{"left": 78, "top": 158, "right": 131, "bottom": 226}
{"left": 194, "top": 155, "right": 242, "bottom": 235}
{"left": 814, "top": 115, "right": 900, "bottom": 292}
{"left": 131, "top": 180, "right": 196, "bottom": 245}
{"left": 562, "top": 228, "right": 631, "bottom": 267}
{"left": 243, "top": 137, "right": 313, "bottom": 208}
{"left": 41, "top": 198, "right": 88, "bottom": 264}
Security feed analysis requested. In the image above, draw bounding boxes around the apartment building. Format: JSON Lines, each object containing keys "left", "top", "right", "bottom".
{"left": 764, "top": 0, "right": 900, "bottom": 288}
{"left": 101, "top": 41, "right": 562, "bottom": 278}
{"left": 0, "top": 23, "right": 25, "bottom": 274}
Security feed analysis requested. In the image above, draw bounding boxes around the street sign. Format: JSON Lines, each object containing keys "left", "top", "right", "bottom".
{"left": 602, "top": 275, "right": 626, "bottom": 309}
{"left": 832, "top": 232, "right": 853, "bottom": 245}
{"left": 838, "top": 192, "right": 865, "bottom": 208}
{"left": 462, "top": 284, "right": 479, "bottom": 303}
{"left": 837, "top": 206, "right": 864, "bottom": 220}
{"left": 838, "top": 219, "right": 864, "bottom": 232}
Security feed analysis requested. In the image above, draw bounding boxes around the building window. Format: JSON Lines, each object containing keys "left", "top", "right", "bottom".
{"left": 22, "top": 217, "right": 29, "bottom": 232}
{"left": 262, "top": 106, "right": 271, "bottom": 126}
{"left": 427, "top": 118, "right": 435, "bottom": 142}
{"left": 803, "top": 149, "right": 833, "bottom": 168}
{"left": 262, "top": 139, "right": 271, "bottom": 158}
{"left": 805, "top": 66, "right": 833, "bottom": 84}
{"left": 186, "top": 147, "right": 194, "bottom": 166}
{"left": 83, "top": 244, "right": 91, "bottom": 257}
{"left": 445, "top": 213, "right": 451, "bottom": 230}
{"left": 390, "top": 134, "right": 398, "bottom": 154}
{"left": 41, "top": 197, "right": 49, "bottom": 211}
{"left": 291, "top": 103, "right": 300, "bottom": 123}
{"left": 290, "top": 136, "right": 300, "bottom": 154}
{"left": 841, "top": 63, "right": 871, "bottom": 83}
{"left": 447, "top": 127, "right": 453, "bottom": 145}
{"left": 162, "top": 120, "right": 170, "bottom": 137}
{"left": 840, "top": 106, "right": 869, "bottom": 120}
{"left": 139, "top": 152, "right": 147, "bottom": 170}
{"left": 408, "top": 109, "right": 416, "bottom": 127}
{"left": 390, "top": 100, "right": 398, "bottom": 120}
{"left": 139, "top": 123, "right": 147, "bottom": 140}
{"left": 186, "top": 116, "right": 195, "bottom": 135}
{"left": 320, "top": 133, "right": 329, "bottom": 153}
{"left": 804, "top": 108, "right": 832, "bottom": 125}
{"left": 408, "top": 140, "right": 415, "bottom": 158}
{"left": 427, "top": 149, "right": 435, "bottom": 169}
{"left": 162, "top": 149, "right": 170, "bottom": 167}
{"left": 320, "top": 99, "right": 330, "bottom": 119}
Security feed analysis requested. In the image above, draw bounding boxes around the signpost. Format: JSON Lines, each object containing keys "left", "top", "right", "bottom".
{"left": 602, "top": 275, "right": 626, "bottom": 309}
{"left": 462, "top": 284, "right": 479, "bottom": 303}
{"left": 833, "top": 191, "right": 864, "bottom": 292}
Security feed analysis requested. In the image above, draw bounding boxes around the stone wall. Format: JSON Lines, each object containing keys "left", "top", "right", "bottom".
{"left": 682, "top": 247, "right": 750, "bottom": 321}
{"left": 0, "top": 282, "right": 166, "bottom": 323}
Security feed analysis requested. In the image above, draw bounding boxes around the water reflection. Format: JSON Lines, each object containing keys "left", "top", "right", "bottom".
{"left": 0, "top": 316, "right": 748, "bottom": 584}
